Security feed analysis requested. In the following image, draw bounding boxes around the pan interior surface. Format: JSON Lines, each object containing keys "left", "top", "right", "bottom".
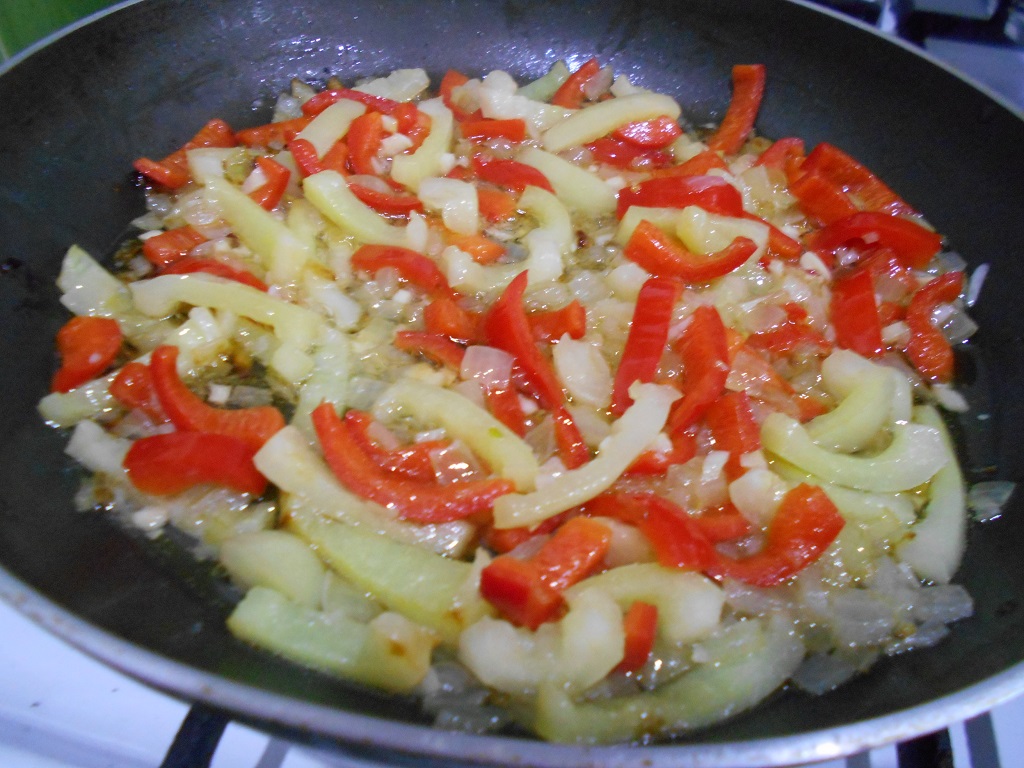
{"left": 1, "top": 0, "right": 1023, "bottom": 764}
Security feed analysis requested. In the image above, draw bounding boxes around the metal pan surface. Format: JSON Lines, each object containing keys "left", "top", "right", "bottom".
{"left": 1, "top": 0, "right": 1023, "bottom": 765}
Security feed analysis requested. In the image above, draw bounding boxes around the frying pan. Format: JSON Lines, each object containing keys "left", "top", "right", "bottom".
{"left": 1, "top": 0, "right": 1023, "bottom": 765}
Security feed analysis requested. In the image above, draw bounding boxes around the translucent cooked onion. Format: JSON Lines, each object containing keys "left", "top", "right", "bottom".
{"left": 460, "top": 345, "right": 514, "bottom": 390}
{"left": 967, "top": 480, "right": 1016, "bottom": 522}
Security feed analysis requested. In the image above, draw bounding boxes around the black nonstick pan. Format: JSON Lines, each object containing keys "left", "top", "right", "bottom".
{"left": 1, "top": 0, "right": 1023, "bottom": 765}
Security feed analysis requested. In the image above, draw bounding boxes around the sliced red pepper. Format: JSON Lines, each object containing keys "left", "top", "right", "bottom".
{"left": 158, "top": 257, "right": 269, "bottom": 292}
{"left": 133, "top": 118, "right": 236, "bottom": 189}
{"left": 51, "top": 316, "right": 123, "bottom": 393}
{"left": 149, "top": 345, "right": 284, "bottom": 452}
{"left": 709, "top": 484, "right": 845, "bottom": 587}
{"left": 483, "top": 382, "right": 528, "bottom": 437}
{"left": 801, "top": 143, "right": 916, "bottom": 217}
{"left": 480, "top": 517, "right": 611, "bottom": 628}
{"left": 615, "top": 174, "right": 744, "bottom": 219}
{"left": 746, "top": 321, "right": 832, "bottom": 356}
{"left": 472, "top": 155, "right": 554, "bottom": 194}
{"left": 346, "top": 111, "right": 385, "bottom": 176}
{"left": 624, "top": 220, "right": 756, "bottom": 283}
{"left": 587, "top": 137, "right": 672, "bottom": 170}
{"left": 527, "top": 300, "right": 586, "bottom": 343}
{"left": 615, "top": 601, "right": 659, "bottom": 674}
{"left": 706, "top": 64, "right": 767, "bottom": 155}
{"left": 613, "top": 116, "right": 682, "bottom": 149}
{"left": 440, "top": 69, "right": 482, "bottom": 122}
{"left": 132, "top": 157, "right": 190, "bottom": 189}
{"left": 344, "top": 410, "right": 449, "bottom": 483}
{"left": 789, "top": 170, "right": 859, "bottom": 226}
{"left": 740, "top": 212, "right": 803, "bottom": 261}
{"left": 830, "top": 268, "right": 885, "bottom": 358}
{"left": 446, "top": 231, "right": 506, "bottom": 265}
{"left": 461, "top": 118, "right": 527, "bottom": 143}
{"left": 635, "top": 494, "right": 722, "bottom": 571}
{"left": 123, "top": 431, "right": 267, "bottom": 496}
{"left": 349, "top": 182, "right": 425, "bottom": 215}
{"left": 704, "top": 391, "right": 761, "bottom": 479}
{"left": 667, "top": 305, "right": 730, "bottom": 435}
{"left": 649, "top": 149, "right": 730, "bottom": 179}
{"left": 312, "top": 404, "right": 513, "bottom": 523}
{"left": 110, "top": 361, "right": 166, "bottom": 422}
{"left": 393, "top": 330, "right": 467, "bottom": 370}
{"left": 611, "top": 275, "right": 683, "bottom": 415}
{"left": 320, "top": 138, "right": 351, "bottom": 175}
{"left": 551, "top": 404, "right": 589, "bottom": 469}
{"left": 248, "top": 156, "right": 291, "bottom": 210}
{"left": 301, "top": 88, "right": 401, "bottom": 117}
{"left": 905, "top": 271, "right": 964, "bottom": 383}
{"left": 754, "top": 137, "right": 805, "bottom": 171}
{"left": 393, "top": 102, "right": 432, "bottom": 150}
{"left": 423, "top": 295, "right": 483, "bottom": 344}
{"left": 624, "top": 431, "right": 697, "bottom": 477}
{"left": 477, "top": 186, "right": 518, "bottom": 223}
{"left": 482, "top": 510, "right": 573, "bottom": 554}
{"left": 550, "top": 57, "right": 601, "bottom": 109}
{"left": 350, "top": 244, "right": 453, "bottom": 298}
{"left": 483, "top": 272, "right": 563, "bottom": 409}
{"left": 810, "top": 212, "right": 943, "bottom": 270}
{"left": 235, "top": 116, "right": 312, "bottom": 148}
{"left": 141, "top": 226, "right": 208, "bottom": 268}
{"left": 692, "top": 503, "right": 752, "bottom": 543}
{"left": 287, "top": 137, "right": 326, "bottom": 177}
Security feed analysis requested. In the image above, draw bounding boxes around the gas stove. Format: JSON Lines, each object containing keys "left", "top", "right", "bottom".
{"left": 2, "top": 1, "right": 1023, "bottom": 767}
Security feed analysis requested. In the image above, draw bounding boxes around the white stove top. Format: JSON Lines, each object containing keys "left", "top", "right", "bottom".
{"left": 1, "top": 596, "right": 1022, "bottom": 768}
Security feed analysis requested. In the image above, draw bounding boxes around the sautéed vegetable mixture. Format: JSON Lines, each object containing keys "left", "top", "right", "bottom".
{"left": 39, "top": 59, "right": 978, "bottom": 743}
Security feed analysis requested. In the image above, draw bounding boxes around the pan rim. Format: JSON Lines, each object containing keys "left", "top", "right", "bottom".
{"left": 3, "top": 563, "right": 1024, "bottom": 767}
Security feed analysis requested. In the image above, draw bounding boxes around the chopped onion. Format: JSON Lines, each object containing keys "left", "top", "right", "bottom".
{"left": 460, "top": 345, "right": 514, "bottom": 390}
{"left": 967, "top": 480, "right": 1016, "bottom": 522}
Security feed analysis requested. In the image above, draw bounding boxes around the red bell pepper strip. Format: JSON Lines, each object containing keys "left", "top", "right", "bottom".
{"left": 110, "top": 361, "right": 166, "bottom": 422}
{"left": 51, "top": 316, "right": 123, "bottom": 393}
{"left": 789, "top": 170, "right": 859, "bottom": 226}
{"left": 709, "top": 484, "right": 845, "bottom": 587}
{"left": 527, "top": 300, "right": 587, "bottom": 343}
{"left": 319, "top": 138, "right": 352, "bottom": 175}
{"left": 615, "top": 601, "right": 659, "bottom": 674}
{"left": 461, "top": 118, "right": 527, "bottom": 143}
{"left": 811, "top": 212, "right": 943, "bottom": 270}
{"left": 483, "top": 271, "right": 564, "bottom": 409}
{"left": 692, "top": 503, "right": 752, "bottom": 543}
{"left": 472, "top": 155, "right": 554, "bottom": 194}
{"left": 301, "top": 88, "right": 401, "bottom": 117}
{"left": 349, "top": 182, "right": 424, "bottom": 215}
{"left": 440, "top": 69, "right": 482, "bottom": 122}
{"left": 477, "top": 186, "right": 518, "bottom": 223}
{"left": 624, "top": 430, "right": 697, "bottom": 476}
{"left": 424, "top": 296, "right": 483, "bottom": 343}
{"left": 746, "top": 321, "right": 832, "bottom": 356}
{"left": 611, "top": 275, "right": 683, "bottom": 415}
{"left": 149, "top": 345, "right": 284, "bottom": 452}
{"left": 124, "top": 431, "right": 268, "bottom": 496}
{"left": 479, "top": 517, "right": 611, "bottom": 628}
{"left": 346, "top": 111, "right": 384, "bottom": 176}
{"left": 649, "top": 149, "right": 730, "bottom": 179}
{"left": 587, "top": 137, "right": 673, "bottom": 170}
{"left": 133, "top": 118, "right": 236, "bottom": 189}
{"left": 393, "top": 330, "right": 467, "bottom": 370}
{"left": 613, "top": 116, "right": 682, "bottom": 149}
{"left": 248, "top": 156, "right": 291, "bottom": 210}
{"left": 706, "top": 64, "right": 766, "bottom": 155}
{"left": 624, "top": 220, "right": 757, "bottom": 283}
{"left": 343, "top": 410, "right": 450, "bottom": 483}
{"left": 446, "top": 231, "right": 507, "bottom": 265}
{"left": 483, "top": 382, "right": 529, "bottom": 437}
{"left": 142, "top": 226, "right": 208, "bottom": 268}
{"left": 287, "top": 137, "right": 326, "bottom": 177}
{"left": 754, "top": 137, "right": 805, "bottom": 171}
{"left": 738, "top": 212, "right": 803, "bottom": 261}
{"left": 235, "top": 116, "right": 312, "bottom": 148}
{"left": 905, "top": 271, "right": 964, "bottom": 383}
{"left": 801, "top": 143, "right": 916, "bottom": 217}
{"left": 704, "top": 391, "right": 761, "bottom": 479}
{"left": 667, "top": 305, "right": 730, "bottom": 435}
{"left": 830, "top": 268, "right": 885, "bottom": 358}
{"left": 350, "top": 244, "right": 453, "bottom": 298}
{"left": 635, "top": 494, "right": 722, "bottom": 571}
{"left": 158, "top": 257, "right": 269, "bottom": 292}
{"left": 393, "top": 102, "right": 432, "bottom": 150}
{"left": 482, "top": 510, "right": 573, "bottom": 555}
{"left": 550, "top": 57, "right": 602, "bottom": 109}
{"left": 615, "top": 175, "right": 744, "bottom": 220}
{"left": 312, "top": 404, "right": 514, "bottom": 523}
{"left": 552, "top": 404, "right": 589, "bottom": 469}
